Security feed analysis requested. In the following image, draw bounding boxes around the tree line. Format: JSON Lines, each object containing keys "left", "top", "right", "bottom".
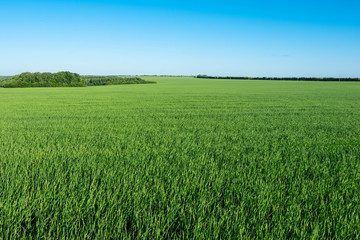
{"left": 196, "top": 75, "right": 360, "bottom": 82}
{"left": 82, "top": 76, "right": 156, "bottom": 86}
{"left": 0, "top": 72, "right": 156, "bottom": 88}
{"left": 0, "top": 72, "right": 85, "bottom": 88}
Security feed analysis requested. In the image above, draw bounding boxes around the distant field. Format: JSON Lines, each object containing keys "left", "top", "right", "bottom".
{"left": 0, "top": 77, "right": 359, "bottom": 238}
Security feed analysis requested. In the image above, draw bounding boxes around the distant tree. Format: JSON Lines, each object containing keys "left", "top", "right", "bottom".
{"left": 0, "top": 72, "right": 86, "bottom": 88}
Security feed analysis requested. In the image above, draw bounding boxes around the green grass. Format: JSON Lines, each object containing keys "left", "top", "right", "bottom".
{"left": 0, "top": 77, "right": 359, "bottom": 239}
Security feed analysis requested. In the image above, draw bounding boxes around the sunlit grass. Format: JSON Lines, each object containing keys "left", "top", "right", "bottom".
{"left": 0, "top": 77, "right": 359, "bottom": 238}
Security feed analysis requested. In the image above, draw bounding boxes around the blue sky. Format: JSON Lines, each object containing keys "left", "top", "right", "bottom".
{"left": 1, "top": 0, "right": 359, "bottom": 77}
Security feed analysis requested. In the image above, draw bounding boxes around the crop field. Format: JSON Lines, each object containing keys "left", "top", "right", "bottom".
{"left": 0, "top": 77, "right": 359, "bottom": 239}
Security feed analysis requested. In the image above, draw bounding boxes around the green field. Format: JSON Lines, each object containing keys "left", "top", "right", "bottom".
{"left": 0, "top": 77, "right": 359, "bottom": 238}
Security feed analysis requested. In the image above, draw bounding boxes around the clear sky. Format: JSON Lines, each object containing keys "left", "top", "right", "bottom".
{"left": 1, "top": 0, "right": 359, "bottom": 77}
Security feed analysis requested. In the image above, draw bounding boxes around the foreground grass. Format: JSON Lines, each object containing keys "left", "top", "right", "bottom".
{"left": 0, "top": 77, "right": 359, "bottom": 238}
